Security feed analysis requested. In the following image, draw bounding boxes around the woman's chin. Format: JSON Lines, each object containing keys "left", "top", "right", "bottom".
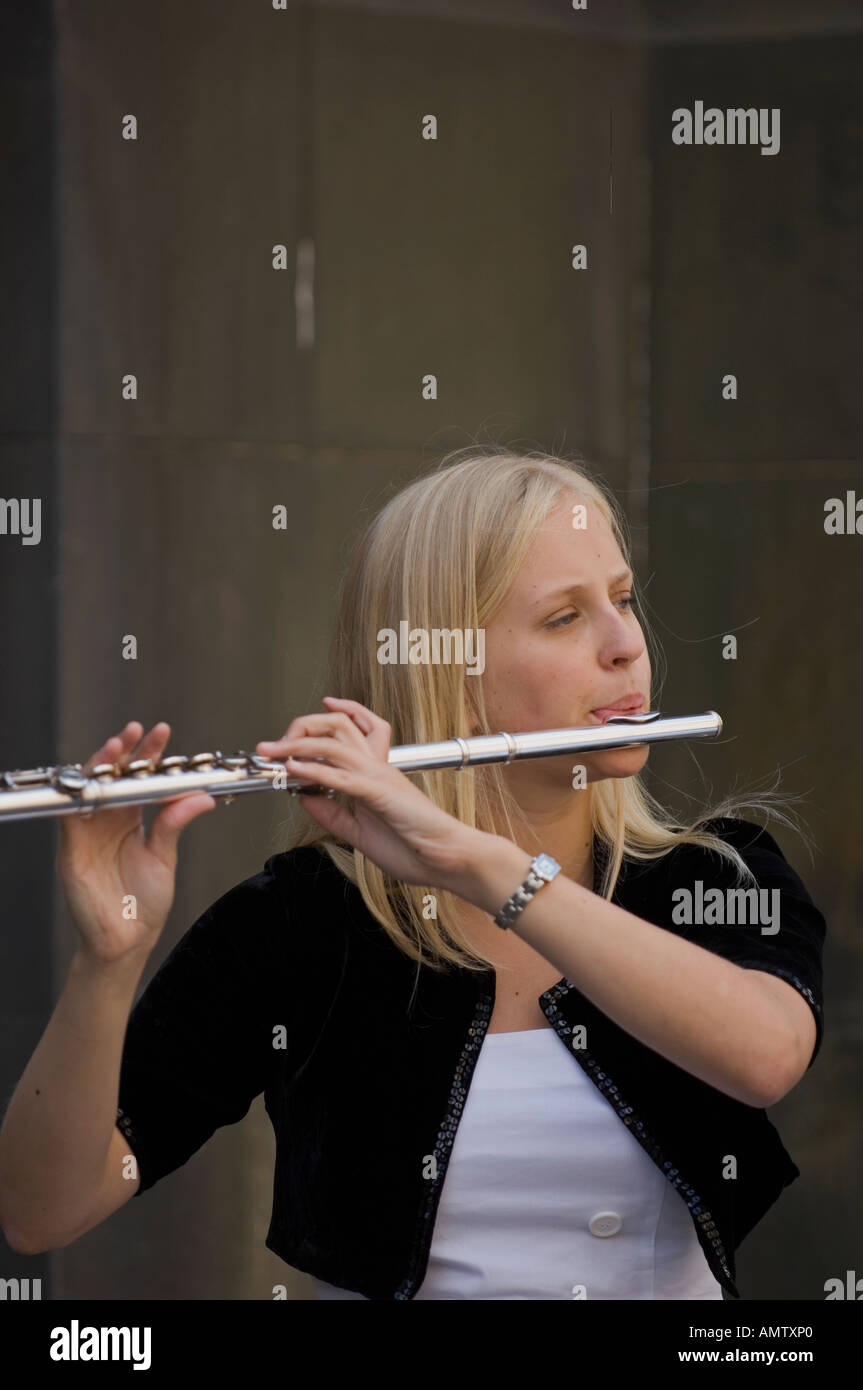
{"left": 581, "top": 748, "right": 650, "bottom": 782}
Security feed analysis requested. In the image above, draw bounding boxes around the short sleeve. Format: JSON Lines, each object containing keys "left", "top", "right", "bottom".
{"left": 673, "top": 818, "right": 826, "bottom": 1069}
{"left": 116, "top": 864, "right": 281, "bottom": 1194}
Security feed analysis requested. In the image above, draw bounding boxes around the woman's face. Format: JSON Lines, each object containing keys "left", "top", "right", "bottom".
{"left": 474, "top": 492, "right": 653, "bottom": 789}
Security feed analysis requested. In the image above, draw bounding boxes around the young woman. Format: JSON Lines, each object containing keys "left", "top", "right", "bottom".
{"left": 0, "top": 448, "right": 825, "bottom": 1301}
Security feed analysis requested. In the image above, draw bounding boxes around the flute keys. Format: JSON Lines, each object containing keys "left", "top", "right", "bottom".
{"left": 126, "top": 758, "right": 156, "bottom": 778}
{"left": 1, "top": 765, "right": 63, "bottom": 788}
{"left": 55, "top": 767, "right": 89, "bottom": 793}
{"left": 155, "top": 756, "right": 187, "bottom": 775}
{"left": 90, "top": 762, "right": 121, "bottom": 781}
{"left": 236, "top": 751, "right": 272, "bottom": 773}
{"left": 188, "top": 753, "right": 218, "bottom": 770}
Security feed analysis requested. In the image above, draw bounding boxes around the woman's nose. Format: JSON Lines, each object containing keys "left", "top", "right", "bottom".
{"left": 604, "top": 612, "right": 646, "bottom": 664}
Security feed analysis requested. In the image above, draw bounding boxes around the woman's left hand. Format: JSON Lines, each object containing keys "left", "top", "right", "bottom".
{"left": 256, "top": 697, "right": 483, "bottom": 893}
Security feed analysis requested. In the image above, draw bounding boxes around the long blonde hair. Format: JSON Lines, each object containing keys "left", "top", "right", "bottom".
{"left": 282, "top": 446, "right": 809, "bottom": 974}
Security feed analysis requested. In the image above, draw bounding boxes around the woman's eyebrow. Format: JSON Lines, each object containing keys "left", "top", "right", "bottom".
{"left": 529, "top": 569, "right": 633, "bottom": 607}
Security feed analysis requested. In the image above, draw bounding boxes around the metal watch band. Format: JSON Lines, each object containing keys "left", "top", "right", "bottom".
{"left": 493, "top": 853, "right": 561, "bottom": 930}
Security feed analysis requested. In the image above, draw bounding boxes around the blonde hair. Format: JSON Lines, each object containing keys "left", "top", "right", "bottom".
{"left": 282, "top": 446, "right": 810, "bottom": 975}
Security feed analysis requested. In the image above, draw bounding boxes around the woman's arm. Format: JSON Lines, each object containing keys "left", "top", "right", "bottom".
{"left": 0, "top": 951, "right": 144, "bottom": 1253}
{"left": 263, "top": 698, "right": 816, "bottom": 1109}
{"left": 451, "top": 833, "right": 815, "bottom": 1109}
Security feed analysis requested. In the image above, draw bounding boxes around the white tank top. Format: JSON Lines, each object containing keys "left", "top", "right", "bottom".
{"left": 314, "top": 1027, "right": 725, "bottom": 1300}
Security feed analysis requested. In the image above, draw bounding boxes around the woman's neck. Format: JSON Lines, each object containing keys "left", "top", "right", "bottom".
{"left": 486, "top": 800, "right": 596, "bottom": 892}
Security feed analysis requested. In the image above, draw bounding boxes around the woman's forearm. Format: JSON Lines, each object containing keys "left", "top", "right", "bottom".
{"left": 452, "top": 833, "right": 799, "bottom": 1109}
{"left": 0, "top": 949, "right": 145, "bottom": 1250}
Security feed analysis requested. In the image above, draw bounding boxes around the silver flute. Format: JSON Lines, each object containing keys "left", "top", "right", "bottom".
{"left": 0, "top": 711, "right": 722, "bottom": 823}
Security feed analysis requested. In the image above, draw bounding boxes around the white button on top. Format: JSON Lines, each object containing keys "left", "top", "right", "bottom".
{"left": 588, "top": 1210, "right": 622, "bottom": 1237}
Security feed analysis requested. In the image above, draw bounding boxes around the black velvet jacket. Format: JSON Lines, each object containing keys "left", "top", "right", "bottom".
{"left": 117, "top": 817, "right": 825, "bottom": 1299}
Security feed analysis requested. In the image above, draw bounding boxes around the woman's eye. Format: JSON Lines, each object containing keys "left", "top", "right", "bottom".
{"left": 546, "top": 597, "right": 634, "bottom": 629}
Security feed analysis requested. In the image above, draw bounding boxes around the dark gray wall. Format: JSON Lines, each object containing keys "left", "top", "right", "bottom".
{"left": 0, "top": 0, "right": 56, "bottom": 1304}
{"left": 648, "top": 35, "right": 863, "bottom": 1298}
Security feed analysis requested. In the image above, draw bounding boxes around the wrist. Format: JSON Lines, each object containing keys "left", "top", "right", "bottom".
{"left": 70, "top": 946, "right": 149, "bottom": 994}
{"left": 445, "top": 831, "right": 533, "bottom": 916}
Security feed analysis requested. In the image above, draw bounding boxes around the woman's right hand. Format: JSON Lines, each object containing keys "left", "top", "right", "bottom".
{"left": 55, "top": 721, "right": 218, "bottom": 967}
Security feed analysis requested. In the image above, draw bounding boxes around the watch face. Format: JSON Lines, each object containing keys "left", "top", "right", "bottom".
{"left": 533, "top": 853, "right": 559, "bottom": 879}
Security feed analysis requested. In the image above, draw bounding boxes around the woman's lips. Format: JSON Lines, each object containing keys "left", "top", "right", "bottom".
{"left": 590, "top": 700, "right": 644, "bottom": 723}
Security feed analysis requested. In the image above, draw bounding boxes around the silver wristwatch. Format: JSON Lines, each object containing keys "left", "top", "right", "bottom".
{"left": 493, "top": 853, "right": 561, "bottom": 930}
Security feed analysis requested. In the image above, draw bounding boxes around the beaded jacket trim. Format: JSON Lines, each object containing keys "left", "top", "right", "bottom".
{"left": 392, "top": 986, "right": 494, "bottom": 1299}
